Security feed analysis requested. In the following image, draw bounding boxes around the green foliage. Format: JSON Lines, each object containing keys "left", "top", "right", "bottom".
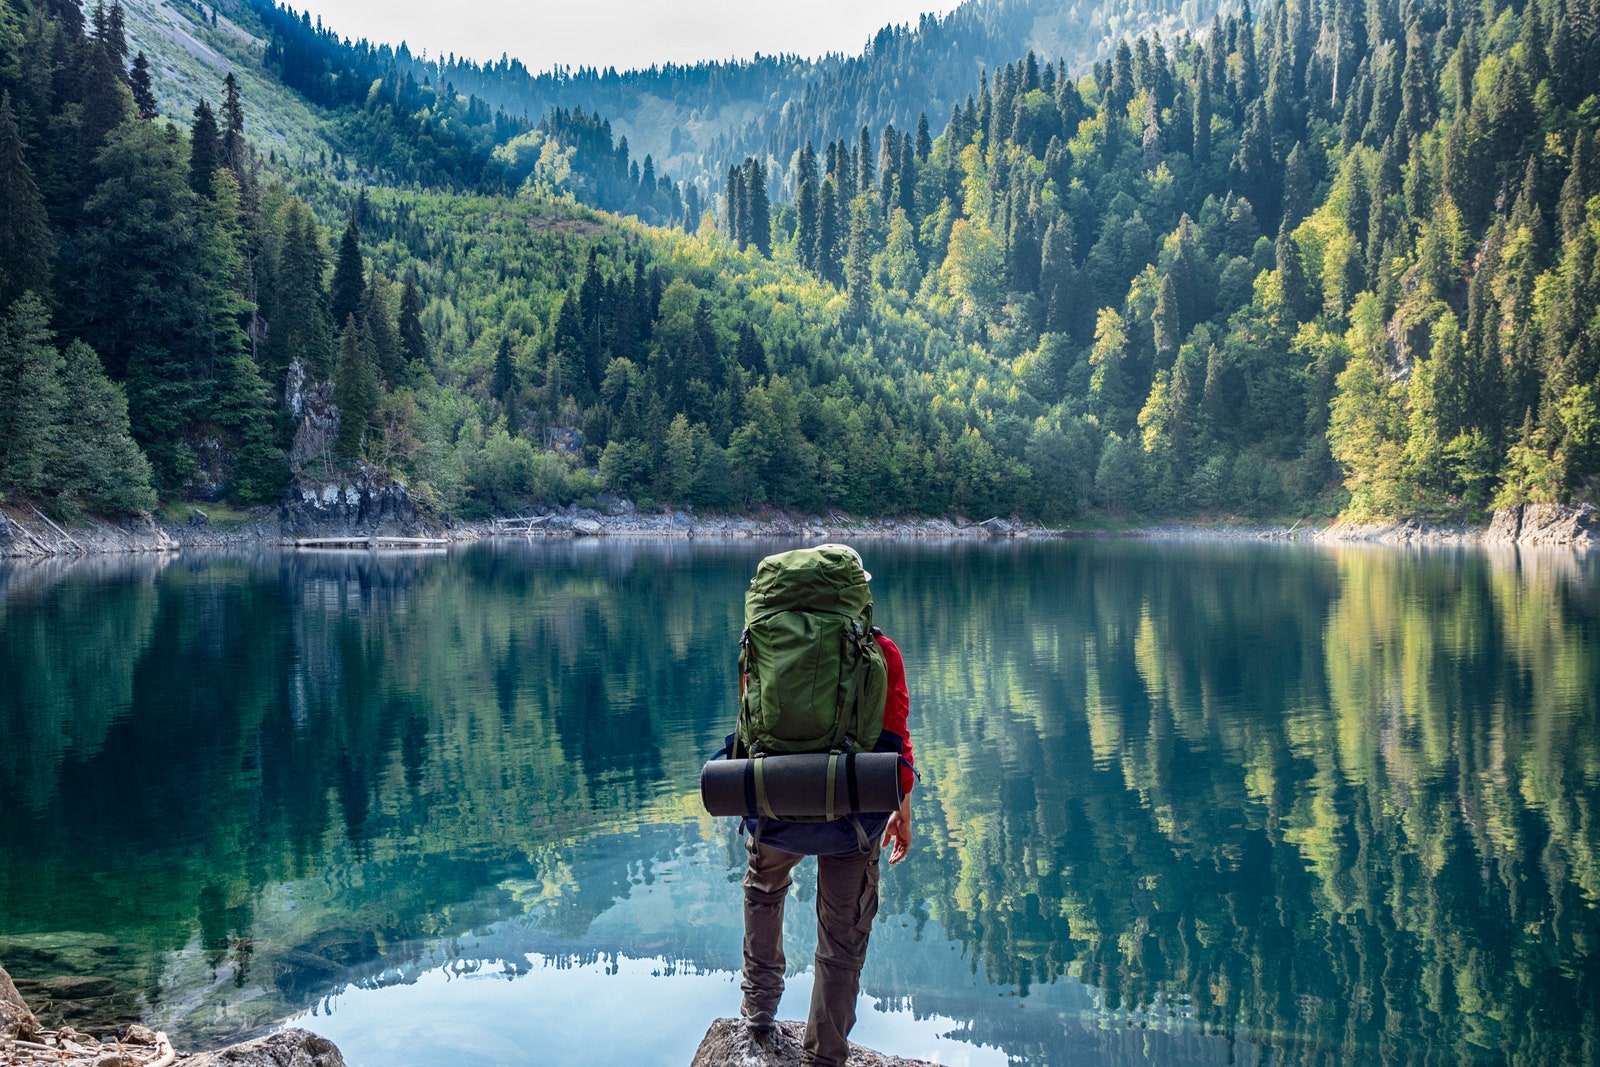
{"left": 5, "top": 0, "right": 1599, "bottom": 524}
{"left": 0, "top": 294, "right": 155, "bottom": 514}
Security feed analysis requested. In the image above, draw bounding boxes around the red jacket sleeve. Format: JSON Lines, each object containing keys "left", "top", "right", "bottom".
{"left": 876, "top": 634, "right": 914, "bottom": 796}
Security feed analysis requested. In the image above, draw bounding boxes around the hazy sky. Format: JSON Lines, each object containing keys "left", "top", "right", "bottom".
{"left": 293, "top": 1, "right": 965, "bottom": 72}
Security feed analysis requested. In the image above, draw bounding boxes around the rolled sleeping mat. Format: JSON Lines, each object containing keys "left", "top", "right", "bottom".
{"left": 701, "top": 751, "right": 902, "bottom": 819}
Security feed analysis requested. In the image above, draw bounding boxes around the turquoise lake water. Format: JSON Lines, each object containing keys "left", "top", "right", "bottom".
{"left": 1, "top": 540, "right": 1597, "bottom": 1065}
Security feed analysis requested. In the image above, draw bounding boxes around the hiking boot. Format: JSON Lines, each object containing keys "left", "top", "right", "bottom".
{"left": 742, "top": 1007, "right": 777, "bottom": 1037}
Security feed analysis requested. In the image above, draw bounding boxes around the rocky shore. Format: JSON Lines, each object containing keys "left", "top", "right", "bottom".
{"left": 0, "top": 960, "right": 342, "bottom": 1067}
{"left": 2, "top": 470, "right": 1596, "bottom": 558}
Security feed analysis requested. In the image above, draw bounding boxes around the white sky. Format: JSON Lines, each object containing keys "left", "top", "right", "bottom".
{"left": 293, "top": 1, "right": 966, "bottom": 72}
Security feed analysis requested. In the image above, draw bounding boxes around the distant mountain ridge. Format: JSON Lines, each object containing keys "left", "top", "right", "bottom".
{"left": 185, "top": 0, "right": 1230, "bottom": 196}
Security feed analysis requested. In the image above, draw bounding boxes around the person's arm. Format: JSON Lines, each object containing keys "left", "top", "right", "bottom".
{"left": 876, "top": 634, "right": 913, "bottom": 862}
{"left": 882, "top": 794, "right": 912, "bottom": 864}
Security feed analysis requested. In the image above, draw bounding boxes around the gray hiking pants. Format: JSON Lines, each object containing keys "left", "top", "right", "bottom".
{"left": 741, "top": 836, "right": 882, "bottom": 1067}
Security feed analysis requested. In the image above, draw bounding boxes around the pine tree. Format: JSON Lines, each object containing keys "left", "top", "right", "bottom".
{"left": 915, "top": 112, "right": 931, "bottom": 160}
{"left": 1276, "top": 221, "right": 1312, "bottom": 324}
{"left": 59, "top": 338, "right": 158, "bottom": 513}
{"left": 795, "top": 143, "right": 819, "bottom": 274}
{"left": 263, "top": 200, "right": 334, "bottom": 381}
{"left": 360, "top": 270, "right": 401, "bottom": 385}
{"left": 846, "top": 196, "right": 874, "bottom": 323}
{"left": 742, "top": 156, "right": 771, "bottom": 256}
{"left": 1281, "top": 141, "right": 1312, "bottom": 228}
{"left": 329, "top": 215, "right": 365, "bottom": 334}
{"left": 129, "top": 51, "right": 157, "bottom": 118}
{"left": 334, "top": 314, "right": 378, "bottom": 460}
{"left": 0, "top": 292, "right": 67, "bottom": 497}
{"left": 0, "top": 92, "right": 53, "bottom": 312}
{"left": 398, "top": 273, "right": 429, "bottom": 372}
{"left": 1153, "top": 273, "right": 1180, "bottom": 360}
{"left": 1193, "top": 65, "right": 1212, "bottom": 164}
{"left": 189, "top": 98, "right": 221, "bottom": 196}
{"left": 818, "top": 177, "right": 841, "bottom": 285}
{"left": 221, "top": 72, "right": 246, "bottom": 174}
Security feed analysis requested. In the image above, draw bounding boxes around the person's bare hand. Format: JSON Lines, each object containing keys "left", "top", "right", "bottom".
{"left": 882, "top": 797, "right": 912, "bottom": 864}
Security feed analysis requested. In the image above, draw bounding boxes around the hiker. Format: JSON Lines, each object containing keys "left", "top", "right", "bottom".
{"left": 735, "top": 544, "right": 915, "bottom": 1067}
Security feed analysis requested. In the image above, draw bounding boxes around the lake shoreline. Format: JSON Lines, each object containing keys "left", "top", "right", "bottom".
{"left": 3, "top": 494, "right": 1595, "bottom": 559}
{"left": 0, "top": 959, "right": 342, "bottom": 1067}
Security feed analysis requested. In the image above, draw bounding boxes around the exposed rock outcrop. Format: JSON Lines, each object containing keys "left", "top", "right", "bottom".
{"left": 1, "top": 961, "right": 341, "bottom": 1067}
{"left": 182, "top": 1028, "right": 345, "bottom": 1067}
{"left": 690, "top": 1018, "right": 938, "bottom": 1067}
{"left": 279, "top": 467, "right": 425, "bottom": 537}
{"left": 1483, "top": 503, "right": 1599, "bottom": 545}
{"left": 1, "top": 961, "right": 38, "bottom": 1042}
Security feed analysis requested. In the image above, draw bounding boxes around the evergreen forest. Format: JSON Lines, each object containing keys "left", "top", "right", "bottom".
{"left": 1, "top": 0, "right": 1598, "bottom": 525}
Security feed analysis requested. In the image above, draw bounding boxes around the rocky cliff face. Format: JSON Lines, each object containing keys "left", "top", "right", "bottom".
{"left": 1483, "top": 503, "right": 1598, "bottom": 545}
{"left": 279, "top": 467, "right": 426, "bottom": 537}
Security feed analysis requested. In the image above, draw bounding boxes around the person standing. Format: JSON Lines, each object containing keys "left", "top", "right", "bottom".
{"left": 737, "top": 545, "right": 915, "bottom": 1067}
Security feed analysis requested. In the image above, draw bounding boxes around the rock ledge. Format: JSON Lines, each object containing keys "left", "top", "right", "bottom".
{"left": 690, "top": 1018, "right": 939, "bottom": 1067}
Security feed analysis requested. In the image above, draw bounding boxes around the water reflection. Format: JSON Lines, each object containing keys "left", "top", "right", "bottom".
{"left": 0, "top": 542, "right": 1596, "bottom": 1066}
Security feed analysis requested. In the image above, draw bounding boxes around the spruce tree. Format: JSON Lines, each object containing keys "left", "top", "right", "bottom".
{"left": 59, "top": 338, "right": 158, "bottom": 513}
{"left": 330, "top": 215, "right": 365, "bottom": 334}
{"left": 0, "top": 293, "right": 67, "bottom": 497}
{"left": 1275, "top": 221, "right": 1312, "bottom": 325}
{"left": 742, "top": 156, "right": 771, "bottom": 256}
{"left": 129, "top": 52, "right": 157, "bottom": 118}
{"left": 845, "top": 196, "right": 874, "bottom": 323}
{"left": 818, "top": 178, "right": 842, "bottom": 286}
{"left": 0, "top": 92, "right": 54, "bottom": 312}
{"left": 360, "top": 270, "right": 400, "bottom": 386}
{"left": 333, "top": 314, "right": 378, "bottom": 460}
{"left": 221, "top": 72, "right": 246, "bottom": 174}
{"left": 795, "top": 144, "right": 819, "bottom": 274}
{"left": 398, "top": 273, "right": 429, "bottom": 372}
{"left": 189, "top": 98, "right": 221, "bottom": 196}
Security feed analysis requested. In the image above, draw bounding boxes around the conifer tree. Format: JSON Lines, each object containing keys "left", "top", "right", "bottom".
{"left": 742, "top": 156, "right": 771, "bottom": 256}
{"left": 221, "top": 72, "right": 246, "bottom": 174}
{"left": 129, "top": 52, "right": 157, "bottom": 118}
{"left": 0, "top": 292, "right": 67, "bottom": 497}
{"left": 334, "top": 314, "right": 378, "bottom": 460}
{"left": 818, "top": 177, "right": 841, "bottom": 285}
{"left": 59, "top": 338, "right": 158, "bottom": 513}
{"left": 398, "top": 273, "right": 429, "bottom": 372}
{"left": 329, "top": 215, "right": 365, "bottom": 335}
{"left": 189, "top": 98, "right": 221, "bottom": 196}
{"left": 846, "top": 196, "right": 874, "bottom": 322}
{"left": 794, "top": 143, "right": 819, "bottom": 274}
{"left": 0, "top": 92, "right": 53, "bottom": 312}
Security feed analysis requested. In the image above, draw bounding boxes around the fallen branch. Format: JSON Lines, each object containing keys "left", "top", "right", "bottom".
{"left": 31, "top": 507, "right": 85, "bottom": 553}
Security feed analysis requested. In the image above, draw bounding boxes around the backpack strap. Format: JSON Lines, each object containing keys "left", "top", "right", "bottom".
{"left": 825, "top": 753, "right": 839, "bottom": 823}
{"left": 752, "top": 755, "right": 777, "bottom": 820}
{"left": 845, "top": 752, "right": 860, "bottom": 813}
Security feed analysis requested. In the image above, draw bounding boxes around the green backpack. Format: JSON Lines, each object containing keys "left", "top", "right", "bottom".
{"left": 735, "top": 546, "right": 889, "bottom": 762}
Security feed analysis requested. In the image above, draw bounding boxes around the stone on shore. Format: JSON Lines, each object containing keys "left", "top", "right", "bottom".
{"left": 180, "top": 1028, "right": 345, "bottom": 1067}
{"left": 689, "top": 1018, "right": 939, "bottom": 1067}
{"left": 1, "top": 961, "right": 39, "bottom": 1042}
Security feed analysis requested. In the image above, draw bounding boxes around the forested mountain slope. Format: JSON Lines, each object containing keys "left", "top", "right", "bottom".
{"left": 231, "top": 0, "right": 1230, "bottom": 202}
{"left": 1, "top": 0, "right": 1597, "bottom": 527}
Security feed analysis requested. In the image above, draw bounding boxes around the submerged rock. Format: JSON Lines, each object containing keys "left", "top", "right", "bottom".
{"left": 689, "top": 1018, "right": 938, "bottom": 1067}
